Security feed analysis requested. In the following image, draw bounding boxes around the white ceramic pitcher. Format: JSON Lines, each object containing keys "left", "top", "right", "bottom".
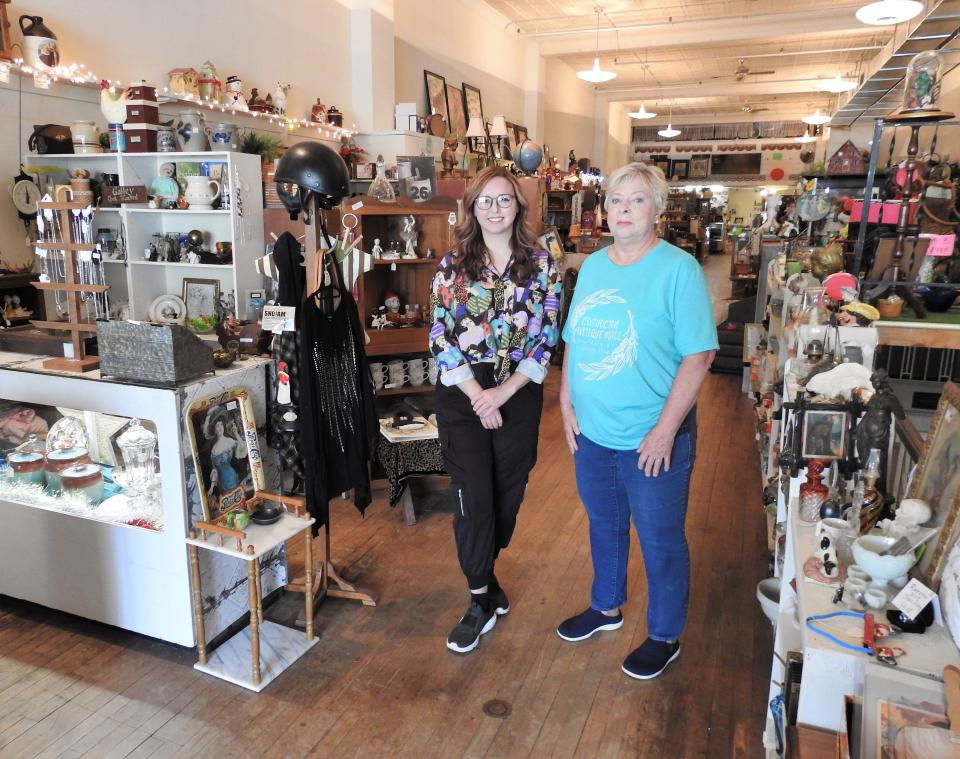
{"left": 183, "top": 176, "right": 221, "bottom": 209}
{"left": 175, "top": 110, "right": 208, "bottom": 152}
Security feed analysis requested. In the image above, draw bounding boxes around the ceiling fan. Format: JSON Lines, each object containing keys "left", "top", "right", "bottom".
{"left": 712, "top": 58, "right": 776, "bottom": 81}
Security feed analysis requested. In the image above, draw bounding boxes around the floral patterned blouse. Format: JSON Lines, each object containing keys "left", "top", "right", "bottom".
{"left": 429, "top": 249, "right": 562, "bottom": 386}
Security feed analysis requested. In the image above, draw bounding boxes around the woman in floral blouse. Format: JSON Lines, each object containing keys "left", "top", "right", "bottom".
{"left": 430, "top": 165, "right": 561, "bottom": 654}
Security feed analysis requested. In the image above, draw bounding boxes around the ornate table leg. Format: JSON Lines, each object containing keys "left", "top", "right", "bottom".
{"left": 248, "top": 559, "right": 261, "bottom": 686}
{"left": 188, "top": 542, "right": 207, "bottom": 664}
{"left": 304, "top": 527, "right": 314, "bottom": 641}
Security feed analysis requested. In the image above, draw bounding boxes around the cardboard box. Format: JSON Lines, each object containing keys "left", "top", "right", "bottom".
{"left": 122, "top": 124, "right": 158, "bottom": 153}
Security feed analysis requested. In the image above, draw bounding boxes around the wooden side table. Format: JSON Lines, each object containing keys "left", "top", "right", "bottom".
{"left": 186, "top": 507, "right": 317, "bottom": 692}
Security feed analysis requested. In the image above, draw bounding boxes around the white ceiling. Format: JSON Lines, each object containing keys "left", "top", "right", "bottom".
{"left": 486, "top": 0, "right": 960, "bottom": 126}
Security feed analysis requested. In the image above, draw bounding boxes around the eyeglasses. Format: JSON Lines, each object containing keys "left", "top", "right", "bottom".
{"left": 475, "top": 194, "right": 515, "bottom": 210}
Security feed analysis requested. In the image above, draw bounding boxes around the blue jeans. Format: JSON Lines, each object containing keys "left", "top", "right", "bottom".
{"left": 574, "top": 426, "right": 695, "bottom": 641}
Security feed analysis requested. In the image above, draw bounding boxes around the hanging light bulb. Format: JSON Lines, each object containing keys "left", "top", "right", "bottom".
{"left": 628, "top": 103, "right": 656, "bottom": 119}
{"left": 657, "top": 104, "right": 680, "bottom": 138}
{"left": 577, "top": 8, "right": 616, "bottom": 83}
{"left": 802, "top": 109, "right": 832, "bottom": 125}
{"left": 856, "top": 0, "right": 923, "bottom": 25}
{"left": 818, "top": 74, "right": 856, "bottom": 93}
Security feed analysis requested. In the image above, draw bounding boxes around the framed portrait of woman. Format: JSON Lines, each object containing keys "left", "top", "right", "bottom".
{"left": 187, "top": 387, "right": 266, "bottom": 522}
{"left": 909, "top": 382, "right": 960, "bottom": 587}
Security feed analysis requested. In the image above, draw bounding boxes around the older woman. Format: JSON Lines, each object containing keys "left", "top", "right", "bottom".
{"left": 557, "top": 162, "right": 717, "bottom": 680}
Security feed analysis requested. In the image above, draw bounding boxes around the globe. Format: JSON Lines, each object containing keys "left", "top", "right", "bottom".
{"left": 513, "top": 140, "right": 543, "bottom": 173}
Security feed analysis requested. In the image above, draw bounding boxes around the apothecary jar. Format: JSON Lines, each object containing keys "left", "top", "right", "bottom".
{"left": 901, "top": 50, "right": 942, "bottom": 113}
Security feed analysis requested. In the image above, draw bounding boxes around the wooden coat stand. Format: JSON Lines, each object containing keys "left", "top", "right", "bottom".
{"left": 30, "top": 199, "right": 108, "bottom": 372}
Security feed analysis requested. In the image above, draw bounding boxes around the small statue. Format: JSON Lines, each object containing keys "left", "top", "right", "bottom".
{"left": 198, "top": 60, "right": 221, "bottom": 102}
{"left": 568, "top": 148, "right": 577, "bottom": 172}
{"left": 273, "top": 83, "right": 290, "bottom": 117}
{"left": 224, "top": 75, "right": 247, "bottom": 111}
{"left": 248, "top": 87, "right": 267, "bottom": 112}
{"left": 854, "top": 370, "right": 905, "bottom": 477}
{"left": 149, "top": 162, "right": 180, "bottom": 204}
{"left": 371, "top": 238, "right": 383, "bottom": 259}
{"left": 370, "top": 306, "right": 388, "bottom": 330}
{"left": 310, "top": 99, "right": 327, "bottom": 124}
{"left": 264, "top": 93, "right": 275, "bottom": 114}
{"left": 400, "top": 215, "right": 418, "bottom": 259}
{"left": 441, "top": 136, "right": 458, "bottom": 176}
{"left": 384, "top": 291, "right": 402, "bottom": 323}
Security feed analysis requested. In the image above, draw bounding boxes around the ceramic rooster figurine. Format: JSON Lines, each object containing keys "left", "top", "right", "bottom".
{"left": 100, "top": 80, "right": 128, "bottom": 124}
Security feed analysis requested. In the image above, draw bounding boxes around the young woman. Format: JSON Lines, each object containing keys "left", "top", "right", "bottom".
{"left": 430, "top": 166, "right": 561, "bottom": 654}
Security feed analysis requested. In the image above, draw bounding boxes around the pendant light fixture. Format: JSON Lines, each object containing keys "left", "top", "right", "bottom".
{"left": 802, "top": 109, "right": 832, "bottom": 125}
{"left": 629, "top": 103, "right": 656, "bottom": 119}
{"left": 657, "top": 105, "right": 680, "bottom": 138}
{"left": 577, "top": 7, "right": 616, "bottom": 83}
{"left": 855, "top": 0, "right": 923, "bottom": 25}
{"left": 818, "top": 75, "right": 856, "bottom": 93}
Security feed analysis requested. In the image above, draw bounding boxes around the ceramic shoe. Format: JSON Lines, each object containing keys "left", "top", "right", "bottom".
{"left": 556, "top": 607, "right": 623, "bottom": 642}
{"left": 446, "top": 600, "right": 497, "bottom": 654}
{"left": 621, "top": 638, "right": 681, "bottom": 680}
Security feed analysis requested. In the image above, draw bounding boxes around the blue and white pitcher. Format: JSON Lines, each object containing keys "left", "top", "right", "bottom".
{"left": 175, "top": 110, "right": 208, "bottom": 152}
{"left": 205, "top": 121, "right": 236, "bottom": 151}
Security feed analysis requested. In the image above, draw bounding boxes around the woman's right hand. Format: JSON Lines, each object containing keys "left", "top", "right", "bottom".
{"left": 560, "top": 399, "right": 580, "bottom": 454}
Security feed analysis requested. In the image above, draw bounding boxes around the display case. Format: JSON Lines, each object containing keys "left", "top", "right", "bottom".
{"left": 0, "top": 353, "right": 284, "bottom": 647}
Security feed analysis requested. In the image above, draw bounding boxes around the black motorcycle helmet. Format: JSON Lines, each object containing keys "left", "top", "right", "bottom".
{"left": 274, "top": 141, "right": 350, "bottom": 221}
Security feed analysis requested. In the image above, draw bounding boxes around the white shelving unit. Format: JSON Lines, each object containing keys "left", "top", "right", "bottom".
{"left": 23, "top": 150, "right": 265, "bottom": 322}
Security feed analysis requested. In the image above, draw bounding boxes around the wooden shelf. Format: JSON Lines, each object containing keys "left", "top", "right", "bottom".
{"left": 348, "top": 194, "right": 457, "bottom": 216}
{"left": 365, "top": 327, "right": 430, "bottom": 357}
{"left": 376, "top": 384, "right": 435, "bottom": 396}
{"left": 372, "top": 259, "right": 438, "bottom": 267}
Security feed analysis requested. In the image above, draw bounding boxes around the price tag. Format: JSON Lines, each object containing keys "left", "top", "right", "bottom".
{"left": 892, "top": 578, "right": 937, "bottom": 620}
{"left": 351, "top": 200, "right": 364, "bottom": 211}
{"left": 262, "top": 304, "right": 296, "bottom": 333}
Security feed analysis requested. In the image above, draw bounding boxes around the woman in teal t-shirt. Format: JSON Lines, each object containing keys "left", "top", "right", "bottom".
{"left": 556, "top": 162, "right": 718, "bottom": 680}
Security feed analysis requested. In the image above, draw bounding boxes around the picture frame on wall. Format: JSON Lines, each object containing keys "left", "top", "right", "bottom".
{"left": 690, "top": 155, "right": 710, "bottom": 179}
{"left": 186, "top": 387, "right": 266, "bottom": 523}
{"left": 423, "top": 70, "right": 449, "bottom": 129}
{"left": 670, "top": 159, "right": 689, "bottom": 181}
{"left": 909, "top": 382, "right": 960, "bottom": 587}
{"left": 354, "top": 162, "right": 376, "bottom": 180}
{"left": 801, "top": 409, "right": 846, "bottom": 460}
{"left": 516, "top": 125, "right": 528, "bottom": 144}
{"left": 0, "top": 1, "right": 11, "bottom": 62}
{"left": 651, "top": 155, "right": 670, "bottom": 175}
{"left": 462, "top": 82, "right": 484, "bottom": 122}
{"left": 446, "top": 82, "right": 467, "bottom": 139}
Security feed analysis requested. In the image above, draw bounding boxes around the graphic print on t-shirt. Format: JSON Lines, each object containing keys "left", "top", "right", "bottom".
{"left": 567, "top": 289, "right": 638, "bottom": 381}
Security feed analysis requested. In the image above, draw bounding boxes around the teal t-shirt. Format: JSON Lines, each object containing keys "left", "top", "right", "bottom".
{"left": 562, "top": 242, "right": 718, "bottom": 450}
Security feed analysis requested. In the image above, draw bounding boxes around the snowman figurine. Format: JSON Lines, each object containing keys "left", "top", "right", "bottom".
{"left": 224, "top": 75, "right": 248, "bottom": 111}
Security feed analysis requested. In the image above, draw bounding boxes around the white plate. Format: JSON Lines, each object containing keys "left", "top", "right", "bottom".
{"left": 149, "top": 294, "right": 187, "bottom": 324}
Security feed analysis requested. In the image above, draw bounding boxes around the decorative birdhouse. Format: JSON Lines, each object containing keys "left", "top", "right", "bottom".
{"left": 827, "top": 140, "right": 865, "bottom": 175}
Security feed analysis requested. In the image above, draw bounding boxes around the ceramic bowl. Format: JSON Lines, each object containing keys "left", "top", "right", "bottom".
{"left": 251, "top": 505, "right": 282, "bottom": 525}
{"left": 851, "top": 535, "right": 915, "bottom": 587}
{"left": 756, "top": 578, "right": 780, "bottom": 623}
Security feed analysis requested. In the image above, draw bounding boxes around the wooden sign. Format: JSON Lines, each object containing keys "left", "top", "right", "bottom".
{"left": 101, "top": 185, "right": 148, "bottom": 204}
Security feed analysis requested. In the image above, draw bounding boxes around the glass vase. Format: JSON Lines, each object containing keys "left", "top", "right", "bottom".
{"left": 799, "top": 460, "right": 829, "bottom": 523}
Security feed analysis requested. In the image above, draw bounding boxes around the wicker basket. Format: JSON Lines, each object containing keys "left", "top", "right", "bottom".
{"left": 876, "top": 298, "right": 905, "bottom": 319}
{"left": 97, "top": 320, "right": 214, "bottom": 385}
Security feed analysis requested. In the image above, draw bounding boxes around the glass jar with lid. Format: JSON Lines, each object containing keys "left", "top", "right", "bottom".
{"left": 116, "top": 418, "right": 158, "bottom": 492}
{"left": 901, "top": 50, "right": 943, "bottom": 114}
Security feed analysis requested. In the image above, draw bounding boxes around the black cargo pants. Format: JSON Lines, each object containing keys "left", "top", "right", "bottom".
{"left": 435, "top": 364, "right": 544, "bottom": 589}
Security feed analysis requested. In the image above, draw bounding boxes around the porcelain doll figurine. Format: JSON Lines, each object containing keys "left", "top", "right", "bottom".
{"left": 371, "top": 238, "right": 383, "bottom": 259}
{"left": 384, "top": 291, "right": 402, "bottom": 323}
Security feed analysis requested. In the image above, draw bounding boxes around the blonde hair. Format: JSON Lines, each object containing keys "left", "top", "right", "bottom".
{"left": 603, "top": 162, "right": 668, "bottom": 215}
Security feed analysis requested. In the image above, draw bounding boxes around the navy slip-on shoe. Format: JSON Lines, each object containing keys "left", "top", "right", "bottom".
{"left": 556, "top": 607, "right": 623, "bottom": 642}
{"left": 621, "top": 638, "right": 681, "bottom": 680}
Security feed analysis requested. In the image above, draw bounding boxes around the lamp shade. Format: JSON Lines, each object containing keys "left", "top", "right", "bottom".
{"left": 819, "top": 75, "right": 855, "bottom": 93}
{"left": 490, "top": 115, "right": 508, "bottom": 137}
{"left": 465, "top": 116, "right": 486, "bottom": 138}
{"left": 856, "top": 0, "right": 923, "bottom": 25}
{"left": 577, "top": 57, "right": 616, "bottom": 84}
{"left": 628, "top": 104, "right": 657, "bottom": 119}
{"left": 802, "top": 109, "right": 832, "bottom": 125}
{"left": 657, "top": 124, "right": 681, "bottom": 138}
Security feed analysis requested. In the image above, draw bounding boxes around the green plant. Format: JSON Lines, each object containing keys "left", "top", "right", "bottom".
{"left": 238, "top": 131, "right": 282, "bottom": 163}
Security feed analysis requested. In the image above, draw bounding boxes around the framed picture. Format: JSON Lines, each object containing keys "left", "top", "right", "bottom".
{"left": 0, "top": 1, "right": 11, "bottom": 62}
{"left": 801, "top": 409, "right": 847, "bottom": 460}
{"left": 538, "top": 226, "right": 564, "bottom": 263}
{"left": 354, "top": 162, "right": 376, "bottom": 180}
{"left": 181, "top": 277, "right": 220, "bottom": 334}
{"left": 690, "top": 155, "right": 710, "bottom": 179}
{"left": 670, "top": 159, "right": 689, "bottom": 181}
{"left": 186, "top": 387, "right": 266, "bottom": 522}
{"left": 515, "top": 125, "right": 528, "bottom": 144}
{"left": 462, "top": 82, "right": 484, "bottom": 121}
{"left": 446, "top": 82, "right": 467, "bottom": 139}
{"left": 423, "top": 70, "right": 449, "bottom": 128}
{"left": 652, "top": 155, "right": 670, "bottom": 176}
{"left": 909, "top": 382, "right": 960, "bottom": 587}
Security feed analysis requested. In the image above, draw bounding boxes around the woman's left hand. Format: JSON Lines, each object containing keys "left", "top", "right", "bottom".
{"left": 471, "top": 386, "right": 511, "bottom": 419}
{"left": 637, "top": 425, "right": 676, "bottom": 477}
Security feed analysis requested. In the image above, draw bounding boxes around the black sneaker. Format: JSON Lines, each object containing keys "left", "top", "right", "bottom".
{"left": 621, "top": 638, "right": 681, "bottom": 680}
{"left": 557, "top": 607, "right": 623, "bottom": 642}
{"left": 446, "top": 601, "right": 497, "bottom": 654}
{"left": 489, "top": 581, "right": 510, "bottom": 616}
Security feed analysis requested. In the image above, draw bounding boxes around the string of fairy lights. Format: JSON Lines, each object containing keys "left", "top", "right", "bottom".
{"left": 0, "top": 57, "right": 356, "bottom": 139}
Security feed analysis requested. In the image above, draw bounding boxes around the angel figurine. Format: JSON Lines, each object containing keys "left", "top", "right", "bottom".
{"left": 400, "top": 215, "right": 418, "bottom": 259}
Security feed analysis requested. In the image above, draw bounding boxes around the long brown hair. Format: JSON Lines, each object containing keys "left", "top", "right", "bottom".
{"left": 452, "top": 166, "right": 539, "bottom": 283}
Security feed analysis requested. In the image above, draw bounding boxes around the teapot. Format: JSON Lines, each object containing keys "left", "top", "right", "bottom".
{"left": 183, "top": 175, "right": 221, "bottom": 209}
{"left": 19, "top": 16, "right": 59, "bottom": 71}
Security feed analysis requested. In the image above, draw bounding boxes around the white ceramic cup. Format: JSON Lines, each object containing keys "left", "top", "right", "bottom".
{"left": 846, "top": 565, "right": 871, "bottom": 583}
{"left": 864, "top": 588, "right": 887, "bottom": 610}
{"left": 844, "top": 577, "right": 868, "bottom": 600}
{"left": 407, "top": 358, "right": 428, "bottom": 387}
{"left": 387, "top": 359, "right": 408, "bottom": 387}
{"left": 369, "top": 362, "right": 386, "bottom": 390}
{"left": 428, "top": 358, "right": 438, "bottom": 385}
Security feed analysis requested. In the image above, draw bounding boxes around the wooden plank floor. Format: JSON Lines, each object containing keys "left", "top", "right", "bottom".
{"left": 0, "top": 255, "right": 772, "bottom": 759}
